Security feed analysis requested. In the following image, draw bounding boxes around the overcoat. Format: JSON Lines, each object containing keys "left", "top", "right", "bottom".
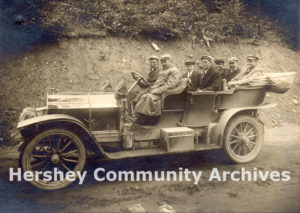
{"left": 135, "top": 66, "right": 181, "bottom": 116}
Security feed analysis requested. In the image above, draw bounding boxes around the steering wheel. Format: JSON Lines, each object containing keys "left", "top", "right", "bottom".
{"left": 131, "top": 71, "right": 150, "bottom": 88}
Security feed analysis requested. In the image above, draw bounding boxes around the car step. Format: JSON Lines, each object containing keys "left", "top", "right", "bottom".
{"left": 104, "top": 143, "right": 221, "bottom": 160}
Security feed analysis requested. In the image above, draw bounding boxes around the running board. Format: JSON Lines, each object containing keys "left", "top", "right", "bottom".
{"left": 104, "top": 143, "right": 221, "bottom": 160}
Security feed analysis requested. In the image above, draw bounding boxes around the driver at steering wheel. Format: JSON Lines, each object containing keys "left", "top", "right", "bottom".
{"left": 145, "top": 55, "right": 160, "bottom": 86}
{"left": 133, "top": 54, "right": 181, "bottom": 125}
{"left": 128, "top": 55, "right": 160, "bottom": 102}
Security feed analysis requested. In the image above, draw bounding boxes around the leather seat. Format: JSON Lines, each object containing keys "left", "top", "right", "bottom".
{"left": 162, "top": 79, "right": 188, "bottom": 110}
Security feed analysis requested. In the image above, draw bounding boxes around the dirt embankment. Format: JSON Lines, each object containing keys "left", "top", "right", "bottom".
{"left": 0, "top": 38, "right": 299, "bottom": 145}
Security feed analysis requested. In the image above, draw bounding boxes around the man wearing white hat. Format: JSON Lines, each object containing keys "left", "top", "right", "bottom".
{"left": 134, "top": 54, "right": 181, "bottom": 124}
{"left": 229, "top": 55, "right": 263, "bottom": 85}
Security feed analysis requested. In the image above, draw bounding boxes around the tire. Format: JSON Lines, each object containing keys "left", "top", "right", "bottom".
{"left": 223, "top": 115, "right": 264, "bottom": 164}
{"left": 21, "top": 129, "right": 86, "bottom": 190}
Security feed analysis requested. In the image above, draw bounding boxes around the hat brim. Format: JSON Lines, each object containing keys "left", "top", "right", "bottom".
{"left": 185, "top": 62, "right": 195, "bottom": 65}
{"left": 149, "top": 57, "right": 159, "bottom": 61}
{"left": 247, "top": 56, "right": 259, "bottom": 61}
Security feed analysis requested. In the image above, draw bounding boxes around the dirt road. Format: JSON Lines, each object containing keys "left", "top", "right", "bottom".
{"left": 0, "top": 125, "right": 299, "bottom": 213}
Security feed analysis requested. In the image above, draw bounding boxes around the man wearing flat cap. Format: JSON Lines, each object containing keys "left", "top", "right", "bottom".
{"left": 182, "top": 58, "right": 201, "bottom": 90}
{"left": 147, "top": 55, "right": 160, "bottom": 84}
{"left": 134, "top": 54, "right": 181, "bottom": 124}
{"left": 221, "top": 56, "right": 241, "bottom": 82}
{"left": 229, "top": 55, "right": 263, "bottom": 86}
{"left": 129, "top": 55, "right": 160, "bottom": 102}
{"left": 198, "top": 55, "right": 222, "bottom": 91}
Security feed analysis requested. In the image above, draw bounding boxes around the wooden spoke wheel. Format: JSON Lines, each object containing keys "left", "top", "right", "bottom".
{"left": 21, "top": 129, "right": 86, "bottom": 190}
{"left": 224, "top": 115, "right": 264, "bottom": 163}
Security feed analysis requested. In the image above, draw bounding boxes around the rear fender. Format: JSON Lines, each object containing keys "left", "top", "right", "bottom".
{"left": 208, "top": 103, "right": 276, "bottom": 146}
{"left": 17, "top": 114, "right": 107, "bottom": 158}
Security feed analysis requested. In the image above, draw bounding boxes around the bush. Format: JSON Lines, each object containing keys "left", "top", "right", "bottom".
{"left": 38, "top": 0, "right": 286, "bottom": 43}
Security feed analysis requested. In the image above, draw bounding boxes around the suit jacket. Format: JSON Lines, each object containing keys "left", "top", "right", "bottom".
{"left": 232, "top": 66, "right": 263, "bottom": 84}
{"left": 182, "top": 70, "right": 201, "bottom": 90}
{"left": 147, "top": 68, "right": 160, "bottom": 84}
{"left": 139, "top": 68, "right": 160, "bottom": 89}
{"left": 199, "top": 66, "right": 222, "bottom": 91}
{"left": 222, "top": 67, "right": 241, "bottom": 82}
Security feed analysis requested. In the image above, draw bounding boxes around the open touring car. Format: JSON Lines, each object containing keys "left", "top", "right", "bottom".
{"left": 16, "top": 71, "right": 296, "bottom": 190}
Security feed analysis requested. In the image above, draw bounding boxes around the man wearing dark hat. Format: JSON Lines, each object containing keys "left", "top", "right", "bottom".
{"left": 221, "top": 56, "right": 241, "bottom": 82}
{"left": 215, "top": 58, "right": 228, "bottom": 82}
{"left": 134, "top": 54, "right": 181, "bottom": 124}
{"left": 198, "top": 55, "right": 222, "bottom": 91}
{"left": 229, "top": 55, "right": 263, "bottom": 85}
{"left": 215, "top": 59, "right": 225, "bottom": 72}
{"left": 182, "top": 58, "right": 201, "bottom": 90}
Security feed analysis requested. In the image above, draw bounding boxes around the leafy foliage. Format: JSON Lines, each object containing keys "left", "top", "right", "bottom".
{"left": 38, "top": 0, "right": 284, "bottom": 43}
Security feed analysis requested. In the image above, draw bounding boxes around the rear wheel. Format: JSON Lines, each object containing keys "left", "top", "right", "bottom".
{"left": 223, "top": 115, "right": 263, "bottom": 163}
{"left": 21, "top": 129, "right": 86, "bottom": 190}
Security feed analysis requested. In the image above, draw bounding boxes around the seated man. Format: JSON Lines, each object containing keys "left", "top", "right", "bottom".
{"left": 129, "top": 55, "right": 160, "bottom": 102}
{"left": 228, "top": 55, "right": 263, "bottom": 86}
{"left": 215, "top": 58, "right": 226, "bottom": 74}
{"left": 215, "top": 58, "right": 230, "bottom": 85}
{"left": 134, "top": 54, "right": 181, "bottom": 125}
{"left": 138, "top": 55, "right": 160, "bottom": 88}
{"left": 222, "top": 56, "right": 241, "bottom": 82}
{"left": 147, "top": 55, "right": 160, "bottom": 84}
{"left": 182, "top": 58, "right": 201, "bottom": 90}
{"left": 198, "top": 55, "right": 222, "bottom": 91}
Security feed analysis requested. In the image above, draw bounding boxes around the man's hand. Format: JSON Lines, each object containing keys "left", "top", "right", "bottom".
{"left": 228, "top": 80, "right": 240, "bottom": 86}
{"left": 183, "top": 77, "right": 191, "bottom": 83}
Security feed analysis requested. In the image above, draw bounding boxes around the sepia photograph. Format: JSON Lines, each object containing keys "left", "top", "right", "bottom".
{"left": 0, "top": 0, "right": 299, "bottom": 212}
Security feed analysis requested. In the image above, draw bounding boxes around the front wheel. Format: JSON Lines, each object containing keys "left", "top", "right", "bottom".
{"left": 223, "top": 115, "right": 264, "bottom": 163}
{"left": 21, "top": 129, "right": 86, "bottom": 190}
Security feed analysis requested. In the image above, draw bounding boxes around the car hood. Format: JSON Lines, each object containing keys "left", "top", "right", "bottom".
{"left": 47, "top": 92, "right": 119, "bottom": 109}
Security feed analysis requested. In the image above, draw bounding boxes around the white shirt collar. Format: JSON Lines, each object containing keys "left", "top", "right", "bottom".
{"left": 187, "top": 70, "right": 194, "bottom": 78}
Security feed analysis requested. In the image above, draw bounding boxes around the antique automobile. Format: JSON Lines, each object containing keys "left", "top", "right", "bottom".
{"left": 17, "top": 71, "right": 296, "bottom": 190}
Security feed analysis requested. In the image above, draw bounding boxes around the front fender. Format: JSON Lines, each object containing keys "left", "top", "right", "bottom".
{"left": 18, "top": 114, "right": 85, "bottom": 129}
{"left": 17, "top": 114, "right": 107, "bottom": 158}
{"left": 209, "top": 103, "right": 277, "bottom": 146}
